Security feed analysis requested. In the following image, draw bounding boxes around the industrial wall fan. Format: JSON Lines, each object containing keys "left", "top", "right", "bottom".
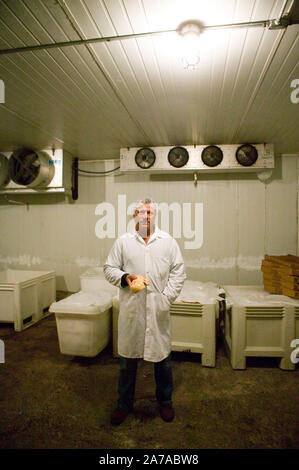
{"left": 235, "top": 144, "right": 258, "bottom": 166}
{"left": 168, "top": 146, "right": 189, "bottom": 168}
{"left": 8, "top": 148, "right": 55, "bottom": 187}
{"left": 135, "top": 147, "right": 156, "bottom": 169}
{"left": 201, "top": 145, "right": 223, "bottom": 167}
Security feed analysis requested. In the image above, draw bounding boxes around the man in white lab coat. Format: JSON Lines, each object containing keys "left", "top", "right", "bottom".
{"left": 104, "top": 198, "right": 186, "bottom": 425}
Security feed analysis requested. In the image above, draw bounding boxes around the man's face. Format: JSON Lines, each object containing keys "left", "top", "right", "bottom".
{"left": 135, "top": 204, "right": 156, "bottom": 235}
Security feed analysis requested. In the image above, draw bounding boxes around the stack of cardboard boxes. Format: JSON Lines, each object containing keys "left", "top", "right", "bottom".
{"left": 261, "top": 254, "right": 299, "bottom": 299}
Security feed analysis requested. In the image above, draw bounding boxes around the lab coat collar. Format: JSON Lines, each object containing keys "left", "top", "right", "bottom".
{"left": 133, "top": 226, "right": 167, "bottom": 244}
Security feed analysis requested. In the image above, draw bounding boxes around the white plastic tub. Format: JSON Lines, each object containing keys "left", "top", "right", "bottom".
{"left": 0, "top": 269, "right": 56, "bottom": 331}
{"left": 221, "top": 285, "right": 298, "bottom": 370}
{"left": 50, "top": 291, "right": 113, "bottom": 357}
{"left": 80, "top": 267, "right": 118, "bottom": 296}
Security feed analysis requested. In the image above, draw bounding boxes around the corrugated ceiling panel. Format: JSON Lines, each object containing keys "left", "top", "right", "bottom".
{"left": 0, "top": 0, "right": 297, "bottom": 156}
{"left": 0, "top": 46, "right": 139, "bottom": 145}
{"left": 0, "top": 104, "right": 64, "bottom": 150}
{"left": 62, "top": 0, "right": 175, "bottom": 143}
{"left": 235, "top": 25, "right": 299, "bottom": 147}
{"left": 4, "top": 0, "right": 143, "bottom": 115}
{"left": 0, "top": 0, "right": 147, "bottom": 154}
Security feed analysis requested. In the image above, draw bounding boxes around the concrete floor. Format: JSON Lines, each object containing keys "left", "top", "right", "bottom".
{"left": 0, "top": 291, "right": 298, "bottom": 450}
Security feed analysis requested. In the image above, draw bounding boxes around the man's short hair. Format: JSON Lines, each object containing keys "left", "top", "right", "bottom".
{"left": 135, "top": 198, "right": 158, "bottom": 215}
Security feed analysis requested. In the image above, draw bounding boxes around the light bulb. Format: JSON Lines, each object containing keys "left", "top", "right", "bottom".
{"left": 177, "top": 20, "right": 203, "bottom": 70}
{"left": 182, "top": 53, "right": 200, "bottom": 70}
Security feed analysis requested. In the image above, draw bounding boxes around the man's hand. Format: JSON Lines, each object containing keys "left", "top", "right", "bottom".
{"left": 126, "top": 274, "right": 138, "bottom": 286}
{"left": 128, "top": 275, "right": 150, "bottom": 294}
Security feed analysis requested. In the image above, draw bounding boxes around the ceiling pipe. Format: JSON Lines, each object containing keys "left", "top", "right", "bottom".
{"left": 0, "top": 19, "right": 277, "bottom": 56}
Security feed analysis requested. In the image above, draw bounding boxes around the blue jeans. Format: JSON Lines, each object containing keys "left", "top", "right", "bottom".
{"left": 117, "top": 353, "right": 173, "bottom": 410}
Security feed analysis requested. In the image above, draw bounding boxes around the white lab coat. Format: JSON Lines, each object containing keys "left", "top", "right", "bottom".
{"left": 104, "top": 227, "right": 186, "bottom": 362}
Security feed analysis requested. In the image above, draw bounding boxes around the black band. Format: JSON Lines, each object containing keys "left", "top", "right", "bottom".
{"left": 121, "top": 273, "right": 129, "bottom": 288}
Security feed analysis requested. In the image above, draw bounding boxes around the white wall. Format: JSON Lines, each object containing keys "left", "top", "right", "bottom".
{"left": 0, "top": 155, "right": 298, "bottom": 292}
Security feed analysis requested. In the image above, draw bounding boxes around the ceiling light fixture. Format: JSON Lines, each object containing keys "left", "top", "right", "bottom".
{"left": 177, "top": 20, "right": 204, "bottom": 70}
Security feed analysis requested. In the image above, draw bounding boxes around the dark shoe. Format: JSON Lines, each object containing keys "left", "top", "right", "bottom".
{"left": 158, "top": 403, "right": 175, "bottom": 422}
{"left": 110, "top": 406, "right": 129, "bottom": 425}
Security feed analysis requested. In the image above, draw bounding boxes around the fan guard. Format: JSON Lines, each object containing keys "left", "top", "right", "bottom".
{"left": 135, "top": 148, "right": 156, "bottom": 169}
{"left": 9, "top": 148, "right": 55, "bottom": 187}
{"left": 235, "top": 144, "right": 258, "bottom": 167}
{"left": 168, "top": 146, "right": 189, "bottom": 168}
{"left": 201, "top": 145, "right": 223, "bottom": 167}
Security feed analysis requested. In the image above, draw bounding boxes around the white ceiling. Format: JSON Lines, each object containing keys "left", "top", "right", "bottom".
{"left": 0, "top": 0, "right": 298, "bottom": 159}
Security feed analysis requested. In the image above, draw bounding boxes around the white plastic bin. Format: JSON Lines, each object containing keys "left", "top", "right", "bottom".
{"left": 0, "top": 269, "right": 56, "bottom": 331}
{"left": 80, "top": 267, "right": 118, "bottom": 296}
{"left": 221, "top": 285, "right": 298, "bottom": 370}
{"left": 170, "top": 301, "right": 216, "bottom": 367}
{"left": 50, "top": 291, "right": 112, "bottom": 357}
{"left": 171, "top": 281, "right": 220, "bottom": 367}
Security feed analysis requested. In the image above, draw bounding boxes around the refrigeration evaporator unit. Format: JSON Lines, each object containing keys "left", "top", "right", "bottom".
{"left": 120, "top": 143, "right": 274, "bottom": 174}
{"left": 0, "top": 148, "right": 74, "bottom": 195}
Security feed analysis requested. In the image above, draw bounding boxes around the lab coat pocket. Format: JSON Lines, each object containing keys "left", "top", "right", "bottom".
{"left": 160, "top": 292, "right": 170, "bottom": 310}
{"left": 155, "top": 292, "right": 170, "bottom": 324}
{"left": 119, "top": 289, "right": 139, "bottom": 318}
